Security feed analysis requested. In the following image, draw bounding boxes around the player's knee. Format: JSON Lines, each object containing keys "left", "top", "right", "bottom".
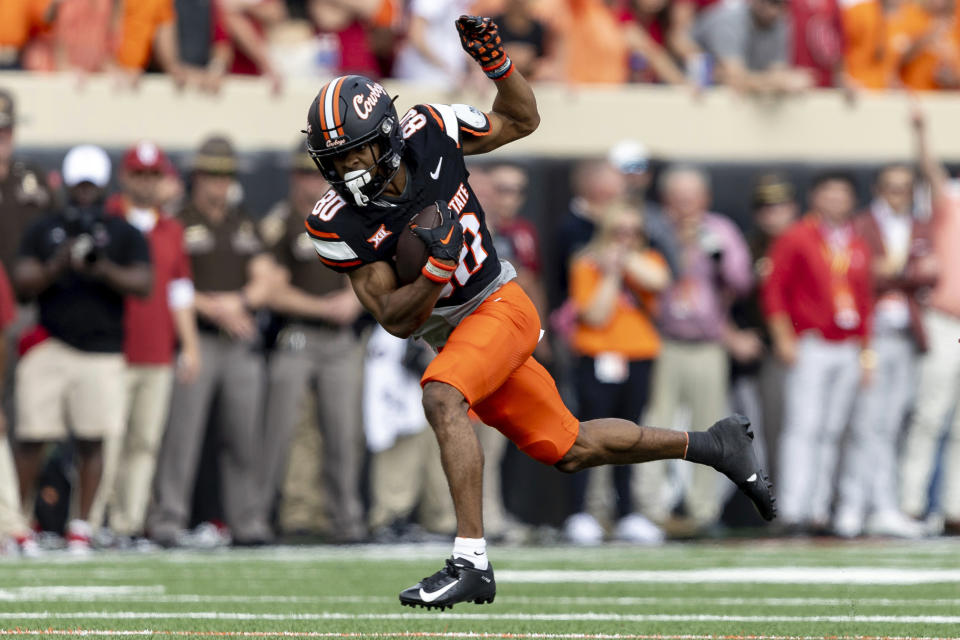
{"left": 421, "top": 381, "right": 468, "bottom": 428}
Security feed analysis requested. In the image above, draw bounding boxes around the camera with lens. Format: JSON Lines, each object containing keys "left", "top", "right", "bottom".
{"left": 699, "top": 229, "right": 725, "bottom": 264}
{"left": 64, "top": 204, "right": 106, "bottom": 266}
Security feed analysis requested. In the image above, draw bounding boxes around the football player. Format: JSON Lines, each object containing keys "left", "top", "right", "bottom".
{"left": 303, "top": 15, "right": 777, "bottom": 610}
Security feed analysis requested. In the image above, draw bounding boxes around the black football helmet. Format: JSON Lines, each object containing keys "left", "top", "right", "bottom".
{"left": 304, "top": 75, "right": 405, "bottom": 207}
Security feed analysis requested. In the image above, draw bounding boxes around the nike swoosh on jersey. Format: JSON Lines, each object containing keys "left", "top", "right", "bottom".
{"left": 430, "top": 158, "right": 443, "bottom": 180}
{"left": 419, "top": 580, "right": 458, "bottom": 603}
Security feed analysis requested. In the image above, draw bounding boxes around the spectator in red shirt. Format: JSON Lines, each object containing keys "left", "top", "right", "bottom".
{"left": 763, "top": 170, "right": 874, "bottom": 534}
{"left": 789, "top": 0, "right": 846, "bottom": 87}
{"left": 616, "top": 0, "right": 694, "bottom": 84}
{"left": 0, "top": 260, "right": 36, "bottom": 555}
{"left": 484, "top": 163, "right": 552, "bottom": 363}
{"left": 92, "top": 141, "right": 201, "bottom": 542}
{"left": 833, "top": 158, "right": 935, "bottom": 539}
{"left": 220, "top": 0, "right": 287, "bottom": 93}
{"left": 619, "top": 0, "right": 699, "bottom": 84}
{"left": 306, "top": 0, "right": 383, "bottom": 78}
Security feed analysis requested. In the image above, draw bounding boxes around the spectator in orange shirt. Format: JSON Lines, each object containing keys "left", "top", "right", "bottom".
{"left": 842, "top": 0, "right": 904, "bottom": 90}
{"left": 564, "top": 201, "right": 671, "bottom": 545}
{"left": 115, "top": 0, "right": 187, "bottom": 88}
{"left": 889, "top": 0, "right": 960, "bottom": 90}
{"left": 0, "top": 0, "right": 60, "bottom": 69}
{"left": 559, "top": 0, "right": 630, "bottom": 84}
{"left": 20, "top": 0, "right": 115, "bottom": 74}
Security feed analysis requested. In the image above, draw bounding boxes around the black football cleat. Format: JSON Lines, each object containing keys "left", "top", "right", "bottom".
{"left": 708, "top": 414, "right": 777, "bottom": 521}
{"left": 399, "top": 557, "right": 496, "bottom": 611}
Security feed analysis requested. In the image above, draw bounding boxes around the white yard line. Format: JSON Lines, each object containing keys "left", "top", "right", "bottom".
{"left": 1, "top": 611, "right": 960, "bottom": 624}
{"left": 2, "top": 593, "right": 960, "bottom": 609}
{"left": 5, "top": 566, "right": 960, "bottom": 586}
{"left": 0, "top": 632, "right": 957, "bottom": 640}
{"left": 2, "top": 541, "right": 959, "bottom": 566}
{"left": 497, "top": 567, "right": 960, "bottom": 584}
{"left": 0, "top": 586, "right": 164, "bottom": 601}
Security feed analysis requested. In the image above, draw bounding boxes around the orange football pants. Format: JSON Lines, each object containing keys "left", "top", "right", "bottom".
{"left": 421, "top": 281, "right": 580, "bottom": 464}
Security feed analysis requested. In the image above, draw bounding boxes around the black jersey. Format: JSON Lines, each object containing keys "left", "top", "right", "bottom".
{"left": 305, "top": 103, "right": 501, "bottom": 309}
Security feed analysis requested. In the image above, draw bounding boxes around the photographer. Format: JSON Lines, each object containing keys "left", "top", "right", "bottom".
{"left": 12, "top": 145, "right": 152, "bottom": 554}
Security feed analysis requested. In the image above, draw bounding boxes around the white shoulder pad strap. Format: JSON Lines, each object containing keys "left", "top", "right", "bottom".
{"left": 312, "top": 238, "right": 359, "bottom": 262}
{"left": 428, "top": 103, "right": 460, "bottom": 145}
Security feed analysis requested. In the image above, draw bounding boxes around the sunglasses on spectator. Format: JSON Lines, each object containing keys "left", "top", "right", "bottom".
{"left": 129, "top": 169, "right": 164, "bottom": 177}
{"left": 493, "top": 183, "right": 525, "bottom": 195}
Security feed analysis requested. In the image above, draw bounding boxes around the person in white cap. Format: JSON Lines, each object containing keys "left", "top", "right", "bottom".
{"left": 11, "top": 144, "right": 153, "bottom": 555}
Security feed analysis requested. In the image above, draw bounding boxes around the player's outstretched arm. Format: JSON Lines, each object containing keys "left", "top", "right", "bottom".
{"left": 456, "top": 15, "right": 540, "bottom": 156}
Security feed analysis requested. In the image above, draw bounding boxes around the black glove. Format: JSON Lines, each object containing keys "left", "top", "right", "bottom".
{"left": 456, "top": 15, "right": 514, "bottom": 80}
{"left": 410, "top": 200, "right": 463, "bottom": 263}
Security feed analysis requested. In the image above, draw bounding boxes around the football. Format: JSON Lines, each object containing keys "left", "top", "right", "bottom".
{"left": 395, "top": 203, "right": 443, "bottom": 285}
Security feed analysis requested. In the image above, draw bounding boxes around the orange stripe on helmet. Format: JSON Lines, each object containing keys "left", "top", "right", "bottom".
{"left": 317, "top": 82, "right": 331, "bottom": 141}
{"left": 331, "top": 76, "right": 347, "bottom": 138}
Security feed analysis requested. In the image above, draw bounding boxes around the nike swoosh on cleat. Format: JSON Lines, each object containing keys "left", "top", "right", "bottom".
{"left": 419, "top": 580, "right": 458, "bottom": 603}
{"left": 746, "top": 473, "right": 758, "bottom": 482}
{"left": 430, "top": 158, "right": 443, "bottom": 180}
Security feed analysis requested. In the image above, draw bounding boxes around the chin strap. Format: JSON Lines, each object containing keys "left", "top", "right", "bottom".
{"left": 344, "top": 169, "right": 371, "bottom": 206}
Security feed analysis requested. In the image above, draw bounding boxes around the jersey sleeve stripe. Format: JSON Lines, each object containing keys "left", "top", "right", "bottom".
{"left": 459, "top": 123, "right": 491, "bottom": 136}
{"left": 304, "top": 226, "right": 340, "bottom": 241}
{"left": 429, "top": 103, "right": 460, "bottom": 147}
{"left": 311, "top": 237, "right": 359, "bottom": 261}
{"left": 318, "top": 256, "right": 362, "bottom": 268}
{"left": 303, "top": 218, "right": 341, "bottom": 240}
{"left": 423, "top": 104, "right": 445, "bottom": 131}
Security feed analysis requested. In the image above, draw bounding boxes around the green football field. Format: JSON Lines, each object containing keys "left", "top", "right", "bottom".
{"left": 1, "top": 540, "right": 959, "bottom": 639}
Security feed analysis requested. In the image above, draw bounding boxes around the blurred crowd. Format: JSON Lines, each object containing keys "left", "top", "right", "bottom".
{"left": 1, "top": 75, "right": 960, "bottom": 558}
{"left": 4, "top": 0, "right": 960, "bottom": 93}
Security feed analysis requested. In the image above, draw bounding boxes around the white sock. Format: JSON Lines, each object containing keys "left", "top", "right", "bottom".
{"left": 452, "top": 536, "right": 488, "bottom": 570}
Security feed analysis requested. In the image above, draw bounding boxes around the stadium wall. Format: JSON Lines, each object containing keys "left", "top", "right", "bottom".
{"left": 5, "top": 72, "right": 960, "bottom": 161}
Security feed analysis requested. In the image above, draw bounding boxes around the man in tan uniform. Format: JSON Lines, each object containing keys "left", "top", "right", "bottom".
{"left": 259, "top": 146, "right": 366, "bottom": 542}
{"left": 148, "top": 136, "right": 274, "bottom": 546}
